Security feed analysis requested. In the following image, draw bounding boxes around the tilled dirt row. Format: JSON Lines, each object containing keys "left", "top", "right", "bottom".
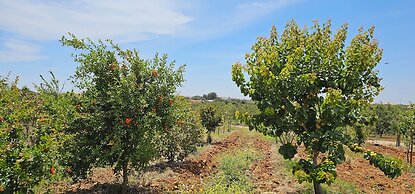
{"left": 143, "top": 130, "right": 303, "bottom": 193}
{"left": 61, "top": 131, "right": 415, "bottom": 194}
{"left": 249, "top": 138, "right": 302, "bottom": 194}
{"left": 336, "top": 143, "right": 415, "bottom": 194}
{"left": 295, "top": 143, "right": 415, "bottom": 193}
{"left": 141, "top": 130, "right": 244, "bottom": 192}
{"left": 337, "top": 157, "right": 415, "bottom": 194}
{"left": 139, "top": 130, "right": 304, "bottom": 193}
{"left": 62, "top": 130, "right": 306, "bottom": 193}
{"left": 61, "top": 131, "right": 244, "bottom": 194}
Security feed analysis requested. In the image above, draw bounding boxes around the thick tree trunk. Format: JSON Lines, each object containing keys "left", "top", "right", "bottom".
{"left": 312, "top": 150, "right": 323, "bottom": 194}
{"left": 122, "top": 161, "right": 129, "bottom": 194}
{"left": 313, "top": 181, "right": 323, "bottom": 194}
{"left": 207, "top": 131, "right": 212, "bottom": 144}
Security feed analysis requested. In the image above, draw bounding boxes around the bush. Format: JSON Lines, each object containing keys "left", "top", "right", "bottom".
{"left": 0, "top": 74, "right": 74, "bottom": 193}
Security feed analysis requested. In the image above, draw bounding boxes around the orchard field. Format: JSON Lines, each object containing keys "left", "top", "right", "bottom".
{"left": 37, "top": 127, "right": 415, "bottom": 194}
{"left": 1, "top": 20, "right": 415, "bottom": 194}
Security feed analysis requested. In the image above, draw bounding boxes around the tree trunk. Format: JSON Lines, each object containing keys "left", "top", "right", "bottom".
{"left": 396, "top": 133, "right": 400, "bottom": 147}
{"left": 312, "top": 150, "right": 323, "bottom": 194}
{"left": 313, "top": 181, "right": 323, "bottom": 194}
{"left": 122, "top": 161, "right": 129, "bottom": 194}
{"left": 207, "top": 131, "right": 212, "bottom": 144}
{"left": 410, "top": 132, "right": 413, "bottom": 166}
{"left": 407, "top": 140, "right": 410, "bottom": 163}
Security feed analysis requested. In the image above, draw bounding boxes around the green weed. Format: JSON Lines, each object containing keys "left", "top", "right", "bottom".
{"left": 200, "top": 148, "right": 262, "bottom": 194}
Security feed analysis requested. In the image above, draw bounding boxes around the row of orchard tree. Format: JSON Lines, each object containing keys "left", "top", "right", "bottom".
{"left": 345, "top": 103, "right": 415, "bottom": 166}
{"left": 363, "top": 103, "right": 415, "bottom": 165}
{"left": 192, "top": 94, "right": 415, "bottom": 153}
{"left": 191, "top": 98, "right": 259, "bottom": 132}
{"left": 0, "top": 35, "right": 221, "bottom": 193}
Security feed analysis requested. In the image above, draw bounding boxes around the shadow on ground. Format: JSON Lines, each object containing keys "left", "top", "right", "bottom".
{"left": 146, "top": 160, "right": 206, "bottom": 175}
{"left": 64, "top": 183, "right": 161, "bottom": 194}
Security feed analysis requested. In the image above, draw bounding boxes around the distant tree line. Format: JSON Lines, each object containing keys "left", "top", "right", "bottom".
{"left": 191, "top": 92, "right": 217, "bottom": 100}
{"left": 190, "top": 92, "right": 252, "bottom": 104}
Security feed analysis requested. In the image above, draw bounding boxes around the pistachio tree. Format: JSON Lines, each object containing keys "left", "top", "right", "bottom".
{"left": 232, "top": 20, "right": 401, "bottom": 193}
{"left": 200, "top": 107, "right": 222, "bottom": 144}
{"left": 398, "top": 105, "right": 415, "bottom": 166}
{"left": 371, "top": 103, "right": 399, "bottom": 138}
{"left": 61, "top": 34, "right": 185, "bottom": 193}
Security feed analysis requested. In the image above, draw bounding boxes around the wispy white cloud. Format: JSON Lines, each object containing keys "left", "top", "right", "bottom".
{"left": 0, "top": 0, "right": 298, "bottom": 62}
{"left": 177, "top": 0, "right": 299, "bottom": 40}
{"left": 0, "top": 0, "right": 192, "bottom": 42}
{"left": 0, "top": 0, "right": 298, "bottom": 43}
{"left": 0, "top": 39, "right": 47, "bottom": 62}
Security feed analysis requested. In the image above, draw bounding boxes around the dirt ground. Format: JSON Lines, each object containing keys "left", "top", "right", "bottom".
{"left": 337, "top": 157, "right": 415, "bottom": 194}
{"left": 248, "top": 135, "right": 302, "bottom": 193}
{"left": 56, "top": 130, "right": 415, "bottom": 193}
{"left": 336, "top": 142, "right": 415, "bottom": 194}
{"left": 142, "top": 131, "right": 243, "bottom": 192}
{"left": 59, "top": 130, "right": 304, "bottom": 193}
{"left": 289, "top": 141, "right": 415, "bottom": 193}
{"left": 136, "top": 130, "right": 304, "bottom": 193}
{"left": 365, "top": 143, "right": 415, "bottom": 164}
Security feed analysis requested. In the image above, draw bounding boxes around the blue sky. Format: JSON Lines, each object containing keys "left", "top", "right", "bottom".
{"left": 0, "top": 0, "right": 414, "bottom": 103}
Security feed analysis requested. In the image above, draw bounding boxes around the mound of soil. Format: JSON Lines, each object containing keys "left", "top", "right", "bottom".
{"left": 337, "top": 157, "right": 415, "bottom": 193}
{"left": 294, "top": 143, "right": 415, "bottom": 193}
{"left": 366, "top": 143, "right": 415, "bottom": 164}
{"left": 335, "top": 143, "right": 415, "bottom": 193}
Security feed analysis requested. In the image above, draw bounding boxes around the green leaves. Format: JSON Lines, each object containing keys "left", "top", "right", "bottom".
{"left": 278, "top": 143, "right": 297, "bottom": 160}
{"left": 348, "top": 143, "right": 365, "bottom": 153}
{"left": 0, "top": 74, "right": 75, "bottom": 193}
{"left": 232, "top": 19, "right": 386, "bottom": 188}
{"left": 364, "top": 151, "right": 403, "bottom": 179}
{"left": 292, "top": 159, "right": 337, "bottom": 185}
{"left": 369, "top": 103, "right": 403, "bottom": 137}
{"left": 200, "top": 107, "right": 222, "bottom": 144}
{"left": 347, "top": 143, "right": 403, "bottom": 179}
{"left": 156, "top": 96, "right": 203, "bottom": 163}
{"left": 61, "top": 35, "right": 185, "bottom": 183}
{"left": 200, "top": 107, "right": 222, "bottom": 133}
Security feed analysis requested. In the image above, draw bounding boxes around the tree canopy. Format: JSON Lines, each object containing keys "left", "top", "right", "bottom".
{"left": 200, "top": 107, "right": 222, "bottom": 144}
{"left": 232, "top": 20, "right": 401, "bottom": 194}
{"left": 61, "top": 34, "right": 185, "bottom": 193}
